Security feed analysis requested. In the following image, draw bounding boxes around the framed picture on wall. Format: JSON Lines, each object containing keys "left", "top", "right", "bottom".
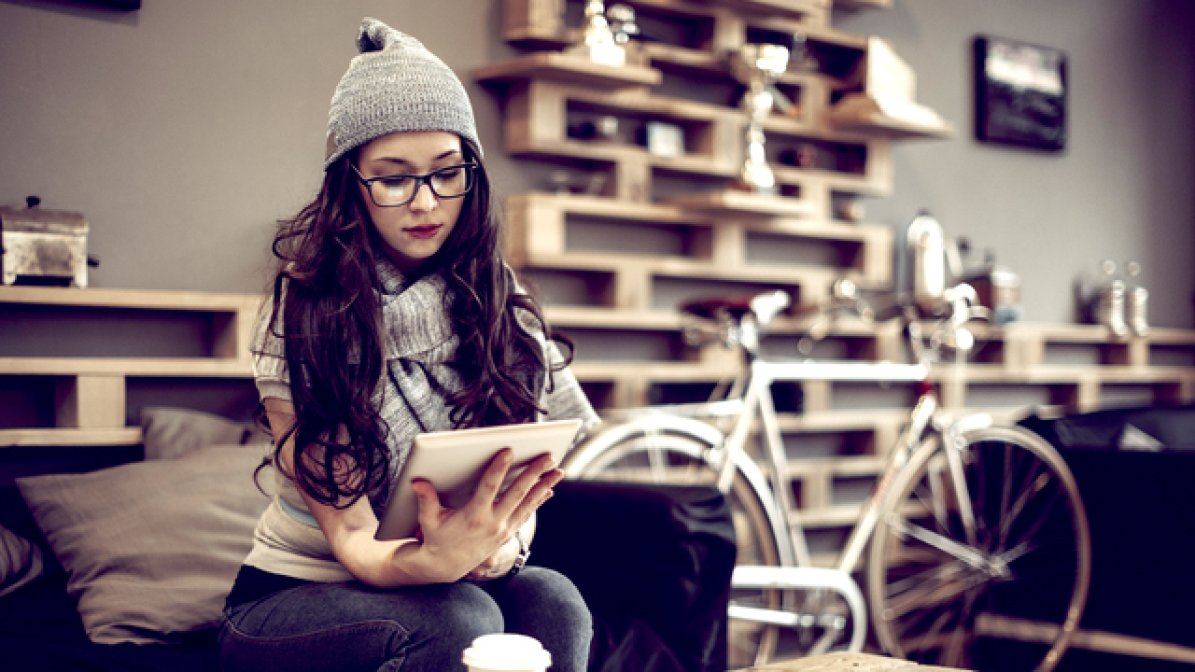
{"left": 973, "top": 35, "right": 1067, "bottom": 152}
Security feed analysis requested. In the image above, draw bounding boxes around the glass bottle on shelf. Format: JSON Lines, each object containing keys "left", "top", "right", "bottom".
{"left": 1095, "top": 259, "right": 1128, "bottom": 338}
{"left": 1125, "top": 260, "right": 1149, "bottom": 337}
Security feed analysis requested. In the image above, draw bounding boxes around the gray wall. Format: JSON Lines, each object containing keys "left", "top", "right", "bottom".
{"left": 834, "top": 0, "right": 1195, "bottom": 327}
{"left": 1, "top": 0, "right": 1192, "bottom": 326}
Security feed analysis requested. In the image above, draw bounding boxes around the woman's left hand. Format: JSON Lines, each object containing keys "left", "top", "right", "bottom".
{"left": 465, "top": 513, "right": 535, "bottom": 581}
{"left": 410, "top": 448, "right": 560, "bottom": 581}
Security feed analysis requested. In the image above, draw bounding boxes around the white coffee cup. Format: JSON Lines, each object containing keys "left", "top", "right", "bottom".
{"left": 461, "top": 633, "right": 551, "bottom": 672}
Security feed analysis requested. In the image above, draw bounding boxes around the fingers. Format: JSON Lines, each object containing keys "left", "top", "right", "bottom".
{"left": 474, "top": 447, "right": 516, "bottom": 499}
{"left": 471, "top": 449, "right": 561, "bottom": 526}
{"left": 410, "top": 478, "right": 443, "bottom": 532}
{"left": 496, "top": 461, "right": 563, "bottom": 524}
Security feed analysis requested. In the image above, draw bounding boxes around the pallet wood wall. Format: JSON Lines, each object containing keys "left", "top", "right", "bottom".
{"left": 2, "top": 0, "right": 1193, "bottom": 546}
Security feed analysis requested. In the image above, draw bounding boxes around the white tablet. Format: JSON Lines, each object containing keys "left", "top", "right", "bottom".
{"left": 375, "top": 418, "right": 583, "bottom": 541}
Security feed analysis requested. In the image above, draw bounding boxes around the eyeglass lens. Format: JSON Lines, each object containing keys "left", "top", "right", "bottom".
{"left": 366, "top": 164, "right": 475, "bottom": 207}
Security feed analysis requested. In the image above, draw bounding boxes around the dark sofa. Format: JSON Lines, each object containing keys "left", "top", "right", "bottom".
{"left": 0, "top": 476, "right": 734, "bottom": 672}
{"left": 1019, "top": 403, "right": 1195, "bottom": 671}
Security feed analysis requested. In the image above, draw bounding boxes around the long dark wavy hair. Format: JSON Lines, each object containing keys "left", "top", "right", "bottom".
{"left": 262, "top": 137, "right": 570, "bottom": 508}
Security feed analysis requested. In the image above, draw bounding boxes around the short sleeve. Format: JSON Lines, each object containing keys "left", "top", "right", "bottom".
{"left": 542, "top": 340, "right": 600, "bottom": 436}
{"left": 250, "top": 299, "right": 292, "bottom": 402}
{"left": 509, "top": 270, "right": 600, "bottom": 436}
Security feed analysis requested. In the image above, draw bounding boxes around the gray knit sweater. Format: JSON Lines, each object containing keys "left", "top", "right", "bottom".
{"left": 243, "top": 261, "right": 598, "bottom": 581}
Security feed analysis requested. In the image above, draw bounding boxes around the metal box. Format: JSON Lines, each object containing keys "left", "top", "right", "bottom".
{"left": 0, "top": 197, "right": 91, "bottom": 287}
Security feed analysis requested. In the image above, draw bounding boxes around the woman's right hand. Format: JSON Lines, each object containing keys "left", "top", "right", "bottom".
{"left": 410, "top": 448, "right": 562, "bottom": 581}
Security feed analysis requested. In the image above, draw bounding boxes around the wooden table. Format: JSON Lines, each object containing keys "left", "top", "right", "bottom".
{"left": 735, "top": 651, "right": 970, "bottom": 671}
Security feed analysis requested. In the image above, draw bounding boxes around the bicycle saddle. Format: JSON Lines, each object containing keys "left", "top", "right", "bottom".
{"left": 680, "top": 296, "right": 755, "bottom": 320}
{"left": 680, "top": 290, "right": 790, "bottom": 323}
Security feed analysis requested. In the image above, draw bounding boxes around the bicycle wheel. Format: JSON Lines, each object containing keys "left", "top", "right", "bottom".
{"left": 563, "top": 419, "right": 787, "bottom": 668}
{"left": 867, "top": 424, "right": 1090, "bottom": 671}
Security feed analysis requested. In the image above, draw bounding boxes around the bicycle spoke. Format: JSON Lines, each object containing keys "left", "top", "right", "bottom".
{"left": 888, "top": 515, "right": 990, "bottom": 570}
{"left": 870, "top": 427, "right": 1090, "bottom": 671}
{"left": 941, "top": 586, "right": 981, "bottom": 667}
{"left": 884, "top": 560, "right": 979, "bottom": 620}
{"left": 902, "top": 607, "right": 957, "bottom": 657}
{"left": 885, "top": 557, "right": 966, "bottom": 599}
{"left": 998, "top": 485, "right": 1067, "bottom": 565}
{"left": 995, "top": 450, "right": 1049, "bottom": 551}
{"left": 910, "top": 475, "right": 953, "bottom": 538}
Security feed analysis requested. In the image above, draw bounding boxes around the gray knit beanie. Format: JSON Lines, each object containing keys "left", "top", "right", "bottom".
{"left": 324, "top": 17, "right": 482, "bottom": 169}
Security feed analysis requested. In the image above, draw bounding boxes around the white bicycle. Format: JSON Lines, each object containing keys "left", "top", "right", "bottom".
{"left": 562, "top": 283, "right": 1091, "bottom": 671}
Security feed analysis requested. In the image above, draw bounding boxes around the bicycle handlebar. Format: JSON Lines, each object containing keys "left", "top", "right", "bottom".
{"left": 906, "top": 283, "right": 993, "bottom": 365}
{"left": 681, "top": 280, "right": 993, "bottom": 366}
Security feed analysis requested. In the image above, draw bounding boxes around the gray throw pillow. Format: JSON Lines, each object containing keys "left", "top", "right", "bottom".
{"left": 140, "top": 406, "right": 254, "bottom": 460}
{"left": 16, "top": 443, "right": 270, "bottom": 644}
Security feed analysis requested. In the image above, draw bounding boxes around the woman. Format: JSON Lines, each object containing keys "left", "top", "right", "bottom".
{"left": 219, "top": 18, "right": 598, "bottom": 672}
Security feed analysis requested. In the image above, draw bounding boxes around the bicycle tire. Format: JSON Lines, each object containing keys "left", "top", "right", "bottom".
{"left": 866, "top": 424, "right": 1091, "bottom": 671}
{"left": 563, "top": 418, "right": 787, "bottom": 668}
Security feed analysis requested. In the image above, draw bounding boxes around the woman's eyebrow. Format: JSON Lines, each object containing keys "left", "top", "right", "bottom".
{"left": 367, "top": 149, "right": 464, "bottom": 171}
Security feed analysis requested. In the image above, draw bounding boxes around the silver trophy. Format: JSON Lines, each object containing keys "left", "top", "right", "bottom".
{"left": 607, "top": 4, "right": 639, "bottom": 46}
{"left": 1125, "top": 260, "right": 1150, "bottom": 337}
{"left": 1095, "top": 259, "right": 1128, "bottom": 338}
{"left": 730, "top": 44, "right": 790, "bottom": 194}
{"left": 576, "top": 0, "right": 625, "bottom": 67}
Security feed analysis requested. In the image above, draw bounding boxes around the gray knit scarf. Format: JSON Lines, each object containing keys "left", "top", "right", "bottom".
{"left": 373, "top": 261, "right": 461, "bottom": 492}
{"left": 371, "top": 259, "right": 548, "bottom": 511}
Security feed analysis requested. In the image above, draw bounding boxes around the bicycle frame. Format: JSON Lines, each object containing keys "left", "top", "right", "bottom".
{"left": 728, "top": 357, "right": 930, "bottom": 569}
{"left": 571, "top": 286, "right": 1091, "bottom": 667}
{"left": 598, "top": 347, "right": 935, "bottom": 571}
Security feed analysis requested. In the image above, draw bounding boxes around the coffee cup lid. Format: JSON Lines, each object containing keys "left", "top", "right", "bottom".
{"left": 461, "top": 633, "right": 552, "bottom": 671}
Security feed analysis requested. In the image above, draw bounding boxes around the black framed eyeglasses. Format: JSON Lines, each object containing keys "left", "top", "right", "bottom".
{"left": 352, "top": 162, "right": 478, "bottom": 208}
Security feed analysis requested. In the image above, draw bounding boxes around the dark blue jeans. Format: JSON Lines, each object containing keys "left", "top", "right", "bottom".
{"left": 218, "top": 567, "right": 591, "bottom": 672}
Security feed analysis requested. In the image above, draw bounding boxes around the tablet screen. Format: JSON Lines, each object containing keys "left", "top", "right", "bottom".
{"left": 375, "top": 418, "right": 583, "bottom": 541}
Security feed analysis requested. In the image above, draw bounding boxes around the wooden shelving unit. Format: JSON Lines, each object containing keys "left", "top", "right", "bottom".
{"left": 476, "top": 0, "right": 945, "bottom": 398}
{"left": 0, "top": 286, "right": 259, "bottom": 449}
{"left": 471, "top": 0, "right": 1194, "bottom": 537}
{"left": 2, "top": 0, "right": 1192, "bottom": 545}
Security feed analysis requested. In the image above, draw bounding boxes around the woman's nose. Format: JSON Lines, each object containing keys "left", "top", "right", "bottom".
{"left": 407, "top": 181, "right": 438, "bottom": 211}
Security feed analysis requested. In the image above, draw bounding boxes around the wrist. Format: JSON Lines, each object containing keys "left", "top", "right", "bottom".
{"left": 404, "top": 542, "right": 467, "bottom": 584}
{"left": 507, "top": 530, "right": 531, "bottom": 577}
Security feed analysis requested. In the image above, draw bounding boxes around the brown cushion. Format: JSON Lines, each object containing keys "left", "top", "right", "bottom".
{"left": 140, "top": 406, "right": 254, "bottom": 460}
{"left": 16, "top": 443, "right": 270, "bottom": 644}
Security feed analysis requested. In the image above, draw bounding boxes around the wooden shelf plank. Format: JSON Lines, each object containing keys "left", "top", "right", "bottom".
{"left": 508, "top": 191, "right": 890, "bottom": 242}
{"left": 545, "top": 306, "right": 887, "bottom": 343}
{"left": 507, "top": 192, "right": 705, "bottom": 225}
{"left": 824, "top": 94, "right": 953, "bottom": 140}
{"left": 640, "top": 0, "right": 827, "bottom": 20}
{"left": 546, "top": 306, "right": 685, "bottom": 331}
{"left": 566, "top": 87, "right": 737, "bottom": 123}
{"left": 667, "top": 189, "right": 820, "bottom": 218}
{"left": 509, "top": 136, "right": 737, "bottom": 178}
{"left": 995, "top": 321, "right": 1195, "bottom": 346}
{"left": 473, "top": 51, "right": 662, "bottom": 88}
{"left": 0, "top": 427, "right": 142, "bottom": 448}
{"left": 797, "top": 503, "right": 867, "bottom": 529}
{"left": 521, "top": 250, "right": 841, "bottom": 288}
{"left": 953, "top": 364, "right": 1195, "bottom": 385}
{"left": 0, "top": 356, "right": 253, "bottom": 378}
{"left": 0, "top": 285, "right": 262, "bottom": 312}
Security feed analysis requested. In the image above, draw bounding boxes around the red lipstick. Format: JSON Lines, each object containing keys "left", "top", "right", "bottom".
{"left": 406, "top": 224, "right": 441, "bottom": 240}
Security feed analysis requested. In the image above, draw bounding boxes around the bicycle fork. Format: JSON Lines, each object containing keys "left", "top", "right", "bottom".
{"left": 838, "top": 392, "right": 938, "bottom": 574}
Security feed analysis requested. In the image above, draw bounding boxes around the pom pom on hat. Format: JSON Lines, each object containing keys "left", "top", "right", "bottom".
{"left": 324, "top": 17, "right": 482, "bottom": 169}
